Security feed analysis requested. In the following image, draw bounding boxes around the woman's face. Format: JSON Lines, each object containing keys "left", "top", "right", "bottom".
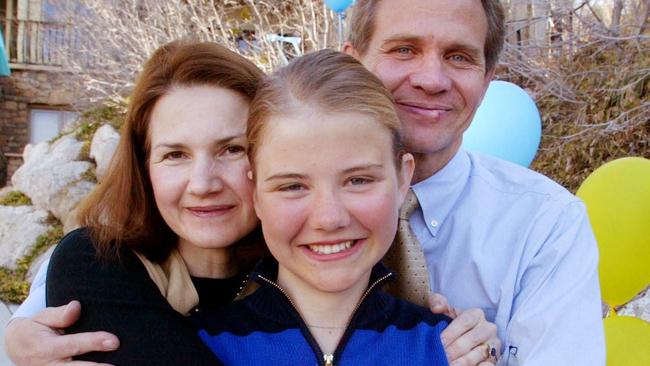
{"left": 148, "top": 85, "right": 258, "bottom": 253}
{"left": 253, "top": 107, "right": 414, "bottom": 294}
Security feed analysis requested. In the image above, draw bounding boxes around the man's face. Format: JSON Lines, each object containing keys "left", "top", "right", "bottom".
{"left": 348, "top": 0, "right": 493, "bottom": 171}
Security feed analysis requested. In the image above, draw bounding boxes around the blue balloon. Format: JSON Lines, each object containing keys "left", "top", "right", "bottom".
{"left": 324, "top": 0, "right": 353, "bottom": 13}
{"left": 462, "top": 80, "right": 541, "bottom": 167}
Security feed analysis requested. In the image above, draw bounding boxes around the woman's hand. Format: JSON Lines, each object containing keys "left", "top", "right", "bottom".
{"left": 428, "top": 293, "right": 501, "bottom": 366}
{"left": 5, "top": 301, "right": 119, "bottom": 366}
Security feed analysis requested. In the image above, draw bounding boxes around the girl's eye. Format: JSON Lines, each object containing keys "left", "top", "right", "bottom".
{"left": 348, "top": 177, "right": 373, "bottom": 186}
{"left": 279, "top": 183, "right": 305, "bottom": 192}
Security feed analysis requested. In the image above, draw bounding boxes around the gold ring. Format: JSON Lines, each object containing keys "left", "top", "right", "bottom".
{"left": 484, "top": 342, "right": 498, "bottom": 362}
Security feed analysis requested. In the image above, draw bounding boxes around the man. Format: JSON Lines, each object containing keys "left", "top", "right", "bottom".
{"left": 342, "top": 0, "right": 604, "bottom": 365}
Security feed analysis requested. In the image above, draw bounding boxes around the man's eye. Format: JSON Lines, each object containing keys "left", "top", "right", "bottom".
{"left": 449, "top": 54, "right": 468, "bottom": 62}
{"left": 394, "top": 46, "right": 413, "bottom": 55}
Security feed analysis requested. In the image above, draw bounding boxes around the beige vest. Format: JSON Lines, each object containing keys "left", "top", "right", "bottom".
{"left": 135, "top": 249, "right": 199, "bottom": 315}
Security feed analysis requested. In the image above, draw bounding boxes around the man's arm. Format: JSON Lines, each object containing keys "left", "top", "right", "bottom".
{"left": 503, "top": 201, "right": 605, "bottom": 366}
{"left": 11, "top": 257, "right": 48, "bottom": 320}
{"left": 428, "top": 293, "right": 501, "bottom": 366}
{"left": 5, "top": 301, "right": 119, "bottom": 366}
{"left": 6, "top": 256, "right": 119, "bottom": 366}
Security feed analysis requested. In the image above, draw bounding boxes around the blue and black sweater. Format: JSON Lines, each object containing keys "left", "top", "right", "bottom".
{"left": 191, "top": 258, "right": 450, "bottom": 365}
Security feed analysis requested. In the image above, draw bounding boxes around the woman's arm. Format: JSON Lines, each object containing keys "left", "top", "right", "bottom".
{"left": 46, "top": 229, "right": 220, "bottom": 365}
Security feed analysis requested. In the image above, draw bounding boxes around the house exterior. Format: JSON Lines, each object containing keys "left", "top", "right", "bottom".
{"left": 1, "top": 0, "right": 87, "bottom": 186}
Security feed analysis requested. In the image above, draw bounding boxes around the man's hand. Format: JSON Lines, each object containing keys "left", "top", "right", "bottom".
{"left": 428, "top": 293, "right": 501, "bottom": 366}
{"left": 5, "top": 301, "right": 119, "bottom": 366}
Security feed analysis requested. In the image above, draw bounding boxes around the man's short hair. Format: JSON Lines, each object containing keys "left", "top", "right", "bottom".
{"left": 348, "top": 0, "right": 505, "bottom": 72}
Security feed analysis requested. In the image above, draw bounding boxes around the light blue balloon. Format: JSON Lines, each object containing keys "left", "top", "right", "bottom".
{"left": 324, "top": 0, "right": 353, "bottom": 13}
{"left": 462, "top": 80, "right": 541, "bottom": 167}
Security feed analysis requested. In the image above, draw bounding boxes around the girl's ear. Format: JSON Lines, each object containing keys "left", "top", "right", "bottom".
{"left": 398, "top": 153, "right": 415, "bottom": 198}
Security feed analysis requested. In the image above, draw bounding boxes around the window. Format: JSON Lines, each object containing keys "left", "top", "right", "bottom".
{"left": 29, "top": 108, "right": 77, "bottom": 144}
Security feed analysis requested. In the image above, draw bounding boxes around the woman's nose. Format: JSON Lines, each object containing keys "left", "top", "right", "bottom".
{"left": 187, "top": 159, "right": 224, "bottom": 196}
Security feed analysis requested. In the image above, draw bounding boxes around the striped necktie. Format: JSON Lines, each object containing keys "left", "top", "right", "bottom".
{"left": 383, "top": 189, "right": 431, "bottom": 307}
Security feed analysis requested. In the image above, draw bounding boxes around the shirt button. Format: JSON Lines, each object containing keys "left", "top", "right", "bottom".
{"left": 431, "top": 219, "right": 439, "bottom": 228}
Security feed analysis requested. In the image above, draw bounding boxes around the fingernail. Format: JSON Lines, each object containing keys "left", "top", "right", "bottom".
{"left": 103, "top": 339, "right": 118, "bottom": 350}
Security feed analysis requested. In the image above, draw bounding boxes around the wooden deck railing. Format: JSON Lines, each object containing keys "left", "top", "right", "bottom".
{"left": 1, "top": 18, "right": 89, "bottom": 68}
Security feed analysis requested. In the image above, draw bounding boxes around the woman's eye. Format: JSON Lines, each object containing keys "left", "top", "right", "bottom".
{"left": 224, "top": 145, "right": 246, "bottom": 155}
{"left": 164, "top": 151, "right": 186, "bottom": 160}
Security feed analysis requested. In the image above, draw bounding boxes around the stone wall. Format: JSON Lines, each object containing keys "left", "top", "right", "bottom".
{"left": 0, "top": 67, "right": 88, "bottom": 184}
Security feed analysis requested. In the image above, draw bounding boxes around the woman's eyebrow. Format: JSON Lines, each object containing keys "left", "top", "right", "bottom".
{"left": 151, "top": 134, "right": 245, "bottom": 150}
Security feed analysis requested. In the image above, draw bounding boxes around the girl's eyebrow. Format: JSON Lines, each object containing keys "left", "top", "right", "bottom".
{"left": 341, "top": 164, "right": 384, "bottom": 174}
{"left": 264, "top": 164, "right": 385, "bottom": 181}
{"left": 264, "top": 173, "right": 306, "bottom": 182}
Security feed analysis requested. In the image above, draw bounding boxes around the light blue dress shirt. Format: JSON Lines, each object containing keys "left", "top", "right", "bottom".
{"left": 11, "top": 258, "right": 47, "bottom": 319}
{"left": 411, "top": 149, "right": 605, "bottom": 365}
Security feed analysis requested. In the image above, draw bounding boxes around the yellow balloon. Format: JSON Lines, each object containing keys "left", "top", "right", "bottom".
{"left": 576, "top": 157, "right": 650, "bottom": 307}
{"left": 604, "top": 316, "right": 650, "bottom": 365}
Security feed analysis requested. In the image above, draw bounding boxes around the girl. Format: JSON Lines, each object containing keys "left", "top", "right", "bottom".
{"left": 192, "top": 49, "right": 450, "bottom": 365}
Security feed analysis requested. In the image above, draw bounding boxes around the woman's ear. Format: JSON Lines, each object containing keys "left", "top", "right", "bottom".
{"left": 399, "top": 153, "right": 415, "bottom": 198}
{"left": 249, "top": 170, "right": 262, "bottom": 216}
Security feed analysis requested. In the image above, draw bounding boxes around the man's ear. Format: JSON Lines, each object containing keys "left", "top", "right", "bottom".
{"left": 476, "top": 67, "right": 496, "bottom": 107}
{"left": 399, "top": 153, "right": 415, "bottom": 197}
{"left": 342, "top": 41, "right": 360, "bottom": 59}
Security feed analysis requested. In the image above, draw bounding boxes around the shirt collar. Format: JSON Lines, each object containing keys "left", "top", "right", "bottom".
{"left": 411, "top": 149, "right": 471, "bottom": 237}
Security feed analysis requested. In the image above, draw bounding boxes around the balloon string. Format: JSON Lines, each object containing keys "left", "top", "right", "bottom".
{"left": 338, "top": 13, "right": 343, "bottom": 48}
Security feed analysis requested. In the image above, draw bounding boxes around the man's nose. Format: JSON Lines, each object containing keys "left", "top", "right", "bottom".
{"left": 409, "top": 55, "right": 452, "bottom": 95}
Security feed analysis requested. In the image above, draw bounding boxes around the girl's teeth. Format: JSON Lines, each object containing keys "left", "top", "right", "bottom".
{"left": 308, "top": 241, "right": 353, "bottom": 255}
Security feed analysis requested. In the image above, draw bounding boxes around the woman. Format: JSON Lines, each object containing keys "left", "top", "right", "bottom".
{"left": 6, "top": 40, "right": 498, "bottom": 366}
{"left": 45, "top": 40, "right": 265, "bottom": 364}
{"left": 193, "top": 49, "right": 451, "bottom": 365}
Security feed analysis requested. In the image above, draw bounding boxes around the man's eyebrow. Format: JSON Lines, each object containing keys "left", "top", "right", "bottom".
{"left": 381, "top": 34, "right": 423, "bottom": 45}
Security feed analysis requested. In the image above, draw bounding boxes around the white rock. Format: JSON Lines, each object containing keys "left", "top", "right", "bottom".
{"left": 11, "top": 135, "right": 93, "bottom": 222}
{"left": 0, "top": 205, "right": 51, "bottom": 269}
{"left": 90, "top": 124, "right": 120, "bottom": 180}
{"left": 51, "top": 180, "right": 96, "bottom": 226}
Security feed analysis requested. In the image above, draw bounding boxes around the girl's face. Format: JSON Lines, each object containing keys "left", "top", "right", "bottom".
{"left": 148, "top": 85, "right": 258, "bottom": 255}
{"left": 253, "top": 107, "right": 414, "bottom": 294}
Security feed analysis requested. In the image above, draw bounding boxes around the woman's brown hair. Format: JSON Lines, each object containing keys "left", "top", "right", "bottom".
{"left": 77, "top": 40, "right": 264, "bottom": 262}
